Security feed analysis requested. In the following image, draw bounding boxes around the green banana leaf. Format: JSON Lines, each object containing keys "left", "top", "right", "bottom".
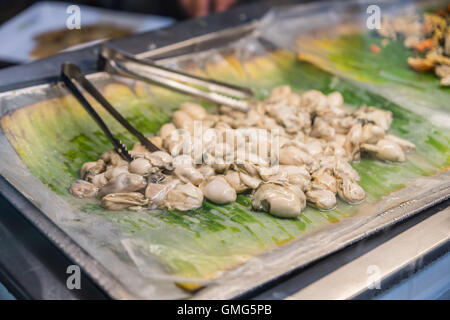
{"left": 1, "top": 46, "right": 449, "bottom": 291}
{"left": 291, "top": 0, "right": 450, "bottom": 130}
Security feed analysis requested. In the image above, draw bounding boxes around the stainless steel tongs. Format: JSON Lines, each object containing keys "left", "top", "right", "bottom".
{"left": 61, "top": 46, "right": 254, "bottom": 161}
{"left": 99, "top": 46, "right": 253, "bottom": 112}
{"left": 61, "top": 63, "right": 160, "bottom": 161}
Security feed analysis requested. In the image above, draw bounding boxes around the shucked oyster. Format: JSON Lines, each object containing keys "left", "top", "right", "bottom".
{"left": 279, "top": 146, "right": 313, "bottom": 166}
{"left": 174, "top": 164, "right": 204, "bottom": 186}
{"left": 101, "top": 192, "right": 148, "bottom": 210}
{"left": 361, "top": 123, "right": 385, "bottom": 145}
{"left": 146, "top": 151, "right": 173, "bottom": 169}
{"left": 71, "top": 85, "right": 414, "bottom": 219}
{"left": 179, "top": 102, "right": 207, "bottom": 120}
{"left": 311, "top": 167, "right": 337, "bottom": 193}
{"left": 163, "top": 183, "right": 203, "bottom": 211}
{"left": 239, "top": 171, "right": 262, "bottom": 190}
{"left": 145, "top": 176, "right": 181, "bottom": 209}
{"left": 100, "top": 150, "right": 128, "bottom": 167}
{"left": 252, "top": 183, "right": 305, "bottom": 218}
{"left": 104, "top": 166, "right": 129, "bottom": 180}
{"left": 90, "top": 173, "right": 108, "bottom": 188}
{"left": 224, "top": 170, "right": 249, "bottom": 193}
{"left": 98, "top": 173, "right": 147, "bottom": 197}
{"left": 337, "top": 176, "right": 366, "bottom": 204}
{"left": 361, "top": 139, "right": 405, "bottom": 162}
{"left": 200, "top": 175, "right": 236, "bottom": 204}
{"left": 306, "top": 189, "right": 337, "bottom": 210}
{"left": 172, "top": 110, "right": 194, "bottom": 133}
{"left": 333, "top": 157, "right": 361, "bottom": 181}
{"left": 384, "top": 134, "right": 415, "bottom": 152}
{"left": 354, "top": 106, "right": 393, "bottom": 131}
{"left": 258, "top": 165, "right": 310, "bottom": 191}
{"left": 129, "top": 158, "right": 155, "bottom": 176}
{"left": 344, "top": 123, "right": 362, "bottom": 161}
{"left": 80, "top": 159, "right": 105, "bottom": 181}
{"left": 70, "top": 180, "right": 98, "bottom": 198}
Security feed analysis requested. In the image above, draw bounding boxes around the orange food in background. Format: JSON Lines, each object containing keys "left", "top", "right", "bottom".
{"left": 413, "top": 39, "right": 435, "bottom": 52}
{"left": 370, "top": 44, "right": 381, "bottom": 53}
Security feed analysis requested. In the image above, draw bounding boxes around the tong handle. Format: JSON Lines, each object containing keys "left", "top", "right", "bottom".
{"left": 100, "top": 47, "right": 252, "bottom": 111}
{"left": 101, "top": 47, "right": 253, "bottom": 98}
{"left": 61, "top": 63, "right": 159, "bottom": 160}
{"left": 112, "top": 59, "right": 251, "bottom": 112}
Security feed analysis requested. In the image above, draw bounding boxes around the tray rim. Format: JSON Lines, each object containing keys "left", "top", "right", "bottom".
{"left": 0, "top": 7, "right": 267, "bottom": 300}
{"left": 0, "top": 0, "right": 449, "bottom": 300}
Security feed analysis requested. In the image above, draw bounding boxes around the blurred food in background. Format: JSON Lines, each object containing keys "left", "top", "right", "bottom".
{"left": 377, "top": 3, "right": 450, "bottom": 86}
{"left": 0, "top": 1, "right": 174, "bottom": 62}
{"left": 31, "top": 24, "right": 132, "bottom": 59}
{"left": 178, "top": 0, "right": 236, "bottom": 17}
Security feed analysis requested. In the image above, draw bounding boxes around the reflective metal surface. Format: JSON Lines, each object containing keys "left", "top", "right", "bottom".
{"left": 287, "top": 206, "right": 450, "bottom": 300}
{"left": 0, "top": 0, "right": 448, "bottom": 299}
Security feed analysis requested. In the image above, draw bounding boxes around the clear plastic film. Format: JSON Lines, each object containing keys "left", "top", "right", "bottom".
{"left": 259, "top": 0, "right": 450, "bottom": 128}
{"left": 0, "top": 0, "right": 449, "bottom": 299}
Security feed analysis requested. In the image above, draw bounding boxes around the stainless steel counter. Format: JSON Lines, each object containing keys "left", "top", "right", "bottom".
{"left": 287, "top": 206, "right": 450, "bottom": 300}
{"left": 0, "top": 0, "right": 448, "bottom": 299}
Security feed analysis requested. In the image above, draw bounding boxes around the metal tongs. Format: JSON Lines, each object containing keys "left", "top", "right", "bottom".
{"left": 61, "top": 46, "right": 253, "bottom": 161}
{"left": 61, "top": 63, "right": 160, "bottom": 161}
{"left": 99, "top": 47, "right": 253, "bottom": 112}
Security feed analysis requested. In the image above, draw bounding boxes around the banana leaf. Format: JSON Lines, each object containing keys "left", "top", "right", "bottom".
{"left": 0, "top": 23, "right": 449, "bottom": 297}
{"left": 262, "top": 0, "right": 450, "bottom": 127}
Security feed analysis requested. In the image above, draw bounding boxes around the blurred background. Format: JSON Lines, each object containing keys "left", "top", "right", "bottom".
{"left": 0, "top": 0, "right": 258, "bottom": 22}
{"left": 0, "top": 0, "right": 266, "bottom": 66}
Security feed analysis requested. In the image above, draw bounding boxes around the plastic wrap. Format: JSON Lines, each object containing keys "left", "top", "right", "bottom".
{"left": 0, "top": 0, "right": 449, "bottom": 299}
{"left": 260, "top": 0, "right": 450, "bottom": 128}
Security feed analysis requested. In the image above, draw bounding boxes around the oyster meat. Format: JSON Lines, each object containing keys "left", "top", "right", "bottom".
{"left": 71, "top": 85, "right": 414, "bottom": 219}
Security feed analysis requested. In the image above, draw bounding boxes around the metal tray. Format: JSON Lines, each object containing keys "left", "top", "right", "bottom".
{"left": 0, "top": 0, "right": 448, "bottom": 300}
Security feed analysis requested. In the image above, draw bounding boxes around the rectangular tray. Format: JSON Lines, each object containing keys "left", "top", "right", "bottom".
{"left": 0, "top": 1, "right": 173, "bottom": 63}
{"left": 0, "top": 0, "right": 448, "bottom": 300}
